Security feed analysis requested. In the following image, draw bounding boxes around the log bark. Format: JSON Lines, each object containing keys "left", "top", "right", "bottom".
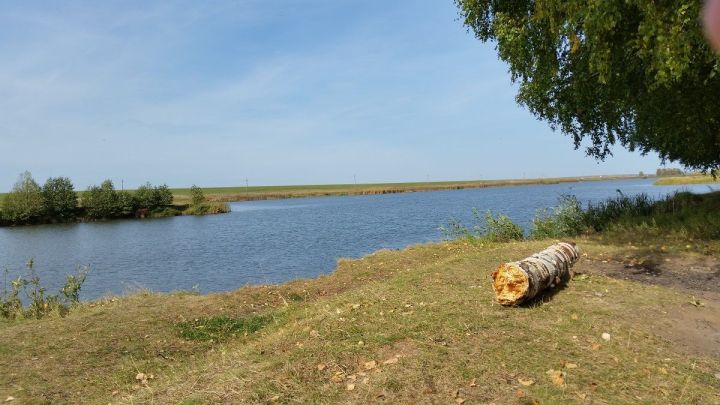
{"left": 491, "top": 242, "right": 581, "bottom": 306}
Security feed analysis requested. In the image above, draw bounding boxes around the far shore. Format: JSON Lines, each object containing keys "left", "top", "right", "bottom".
{"left": 169, "top": 174, "right": 649, "bottom": 203}
{"left": 653, "top": 174, "right": 719, "bottom": 186}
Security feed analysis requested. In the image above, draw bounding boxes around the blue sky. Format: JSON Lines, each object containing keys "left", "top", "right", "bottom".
{"left": 0, "top": 1, "right": 664, "bottom": 190}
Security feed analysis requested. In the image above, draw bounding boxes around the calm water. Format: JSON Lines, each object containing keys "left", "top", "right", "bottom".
{"left": 0, "top": 178, "right": 715, "bottom": 300}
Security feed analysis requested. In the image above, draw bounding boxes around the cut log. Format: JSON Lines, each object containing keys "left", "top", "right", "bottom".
{"left": 492, "top": 242, "right": 581, "bottom": 306}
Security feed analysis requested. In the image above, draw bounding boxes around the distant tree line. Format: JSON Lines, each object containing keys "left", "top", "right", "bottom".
{"left": 0, "top": 171, "right": 181, "bottom": 225}
{"left": 656, "top": 168, "right": 685, "bottom": 177}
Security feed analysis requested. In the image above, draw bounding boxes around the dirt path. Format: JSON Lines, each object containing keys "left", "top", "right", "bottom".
{"left": 578, "top": 251, "right": 720, "bottom": 358}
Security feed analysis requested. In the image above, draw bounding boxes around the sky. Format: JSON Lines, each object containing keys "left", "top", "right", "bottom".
{"left": 0, "top": 0, "right": 666, "bottom": 190}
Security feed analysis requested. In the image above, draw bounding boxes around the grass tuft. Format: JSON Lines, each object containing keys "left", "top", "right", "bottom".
{"left": 177, "top": 314, "right": 273, "bottom": 342}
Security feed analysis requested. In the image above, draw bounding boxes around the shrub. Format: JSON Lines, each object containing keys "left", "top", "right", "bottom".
{"left": 584, "top": 192, "right": 654, "bottom": 232}
{"left": 152, "top": 184, "right": 173, "bottom": 207}
{"left": 83, "top": 180, "right": 121, "bottom": 219}
{"left": 134, "top": 183, "right": 173, "bottom": 209}
{"left": 42, "top": 177, "right": 78, "bottom": 219}
{"left": 1, "top": 171, "right": 44, "bottom": 223}
{"left": 190, "top": 185, "right": 206, "bottom": 206}
{"left": 438, "top": 217, "right": 471, "bottom": 240}
{"left": 478, "top": 210, "right": 524, "bottom": 242}
{"left": 530, "top": 195, "right": 585, "bottom": 239}
{"left": 439, "top": 209, "right": 524, "bottom": 242}
{"left": 1, "top": 259, "right": 89, "bottom": 320}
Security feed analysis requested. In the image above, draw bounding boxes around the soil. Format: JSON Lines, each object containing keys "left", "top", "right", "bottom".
{"left": 577, "top": 252, "right": 720, "bottom": 358}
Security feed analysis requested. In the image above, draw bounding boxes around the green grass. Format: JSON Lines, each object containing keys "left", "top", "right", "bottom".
{"left": 654, "top": 174, "right": 719, "bottom": 185}
{"left": 178, "top": 315, "right": 274, "bottom": 342}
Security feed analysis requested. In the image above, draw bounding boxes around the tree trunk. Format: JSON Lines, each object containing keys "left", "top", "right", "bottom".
{"left": 492, "top": 242, "right": 581, "bottom": 306}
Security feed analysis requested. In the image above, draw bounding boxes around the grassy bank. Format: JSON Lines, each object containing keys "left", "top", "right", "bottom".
{"left": 654, "top": 174, "right": 719, "bottom": 185}
{"left": 1, "top": 193, "right": 719, "bottom": 403}
{"left": 0, "top": 238, "right": 717, "bottom": 403}
{"left": 169, "top": 175, "right": 644, "bottom": 203}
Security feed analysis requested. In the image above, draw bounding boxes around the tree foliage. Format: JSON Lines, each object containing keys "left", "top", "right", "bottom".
{"left": 42, "top": 177, "right": 78, "bottom": 219}
{"left": 190, "top": 185, "right": 206, "bottom": 206}
{"left": 1, "top": 172, "right": 44, "bottom": 223}
{"left": 455, "top": 0, "right": 720, "bottom": 171}
{"left": 135, "top": 183, "right": 173, "bottom": 209}
{"left": 83, "top": 180, "right": 121, "bottom": 219}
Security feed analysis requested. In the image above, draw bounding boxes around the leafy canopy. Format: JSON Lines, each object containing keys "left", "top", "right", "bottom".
{"left": 455, "top": 0, "right": 720, "bottom": 171}
{"left": 1, "top": 171, "right": 44, "bottom": 223}
{"left": 42, "top": 177, "right": 78, "bottom": 219}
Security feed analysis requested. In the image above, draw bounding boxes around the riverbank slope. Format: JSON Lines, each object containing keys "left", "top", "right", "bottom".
{"left": 1, "top": 233, "right": 718, "bottom": 403}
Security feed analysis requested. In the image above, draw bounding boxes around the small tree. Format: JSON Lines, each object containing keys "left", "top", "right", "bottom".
{"left": 152, "top": 184, "right": 173, "bottom": 207}
{"left": 134, "top": 183, "right": 154, "bottom": 209}
{"left": 42, "top": 177, "right": 78, "bottom": 219}
{"left": 190, "top": 185, "right": 206, "bottom": 206}
{"left": 83, "top": 180, "right": 121, "bottom": 219}
{"left": 1, "top": 171, "right": 44, "bottom": 223}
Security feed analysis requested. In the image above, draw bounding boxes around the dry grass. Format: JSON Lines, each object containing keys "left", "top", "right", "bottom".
{"left": 654, "top": 174, "right": 719, "bottom": 185}
{"left": 1, "top": 237, "right": 718, "bottom": 404}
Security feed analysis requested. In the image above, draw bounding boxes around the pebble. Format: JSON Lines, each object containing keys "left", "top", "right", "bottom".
{"left": 601, "top": 332, "right": 611, "bottom": 341}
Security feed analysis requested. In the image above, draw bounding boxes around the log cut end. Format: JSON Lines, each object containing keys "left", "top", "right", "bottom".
{"left": 492, "top": 262, "right": 529, "bottom": 306}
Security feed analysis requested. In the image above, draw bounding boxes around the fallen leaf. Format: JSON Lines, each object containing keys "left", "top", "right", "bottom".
{"left": 547, "top": 369, "right": 565, "bottom": 386}
{"left": 352, "top": 303, "right": 361, "bottom": 310}
{"left": 330, "top": 373, "right": 345, "bottom": 383}
{"left": 601, "top": 333, "right": 611, "bottom": 341}
{"left": 362, "top": 377, "right": 369, "bottom": 385}
{"left": 346, "top": 383, "right": 355, "bottom": 391}
{"left": 383, "top": 357, "right": 399, "bottom": 365}
{"left": 565, "top": 362, "right": 578, "bottom": 369}
{"left": 576, "top": 392, "right": 588, "bottom": 400}
{"left": 4, "top": 397, "right": 15, "bottom": 403}
{"left": 591, "top": 343, "right": 601, "bottom": 351}
{"left": 111, "top": 390, "right": 119, "bottom": 396}
{"left": 317, "top": 363, "right": 327, "bottom": 371}
{"left": 469, "top": 378, "right": 477, "bottom": 387}
{"left": 270, "top": 395, "right": 280, "bottom": 401}
{"left": 363, "top": 360, "right": 377, "bottom": 370}
{"left": 518, "top": 378, "right": 535, "bottom": 386}
{"left": 310, "top": 330, "right": 320, "bottom": 337}
{"left": 455, "top": 398, "right": 466, "bottom": 404}
{"left": 658, "top": 367, "right": 668, "bottom": 375}
{"left": 689, "top": 297, "right": 705, "bottom": 307}
{"left": 715, "top": 372, "right": 720, "bottom": 380}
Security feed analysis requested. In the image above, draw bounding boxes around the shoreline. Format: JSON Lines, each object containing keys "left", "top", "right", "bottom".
{"left": 170, "top": 174, "right": 649, "bottom": 204}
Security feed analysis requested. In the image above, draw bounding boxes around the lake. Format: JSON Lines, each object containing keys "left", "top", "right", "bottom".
{"left": 0, "top": 178, "right": 715, "bottom": 300}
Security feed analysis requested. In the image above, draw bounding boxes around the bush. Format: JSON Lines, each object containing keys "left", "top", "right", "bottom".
{"left": 530, "top": 195, "right": 585, "bottom": 239}
{"left": 584, "top": 192, "right": 654, "bottom": 232}
{"left": 134, "top": 183, "right": 173, "bottom": 209}
{"left": 42, "top": 177, "right": 78, "bottom": 219}
{"left": 439, "top": 209, "right": 524, "bottom": 242}
{"left": 478, "top": 210, "right": 524, "bottom": 242}
{"left": 190, "top": 185, "right": 206, "bottom": 206}
{"left": 1, "top": 259, "right": 89, "bottom": 320}
{"left": 1, "top": 171, "right": 44, "bottom": 224}
{"left": 83, "top": 180, "right": 121, "bottom": 219}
